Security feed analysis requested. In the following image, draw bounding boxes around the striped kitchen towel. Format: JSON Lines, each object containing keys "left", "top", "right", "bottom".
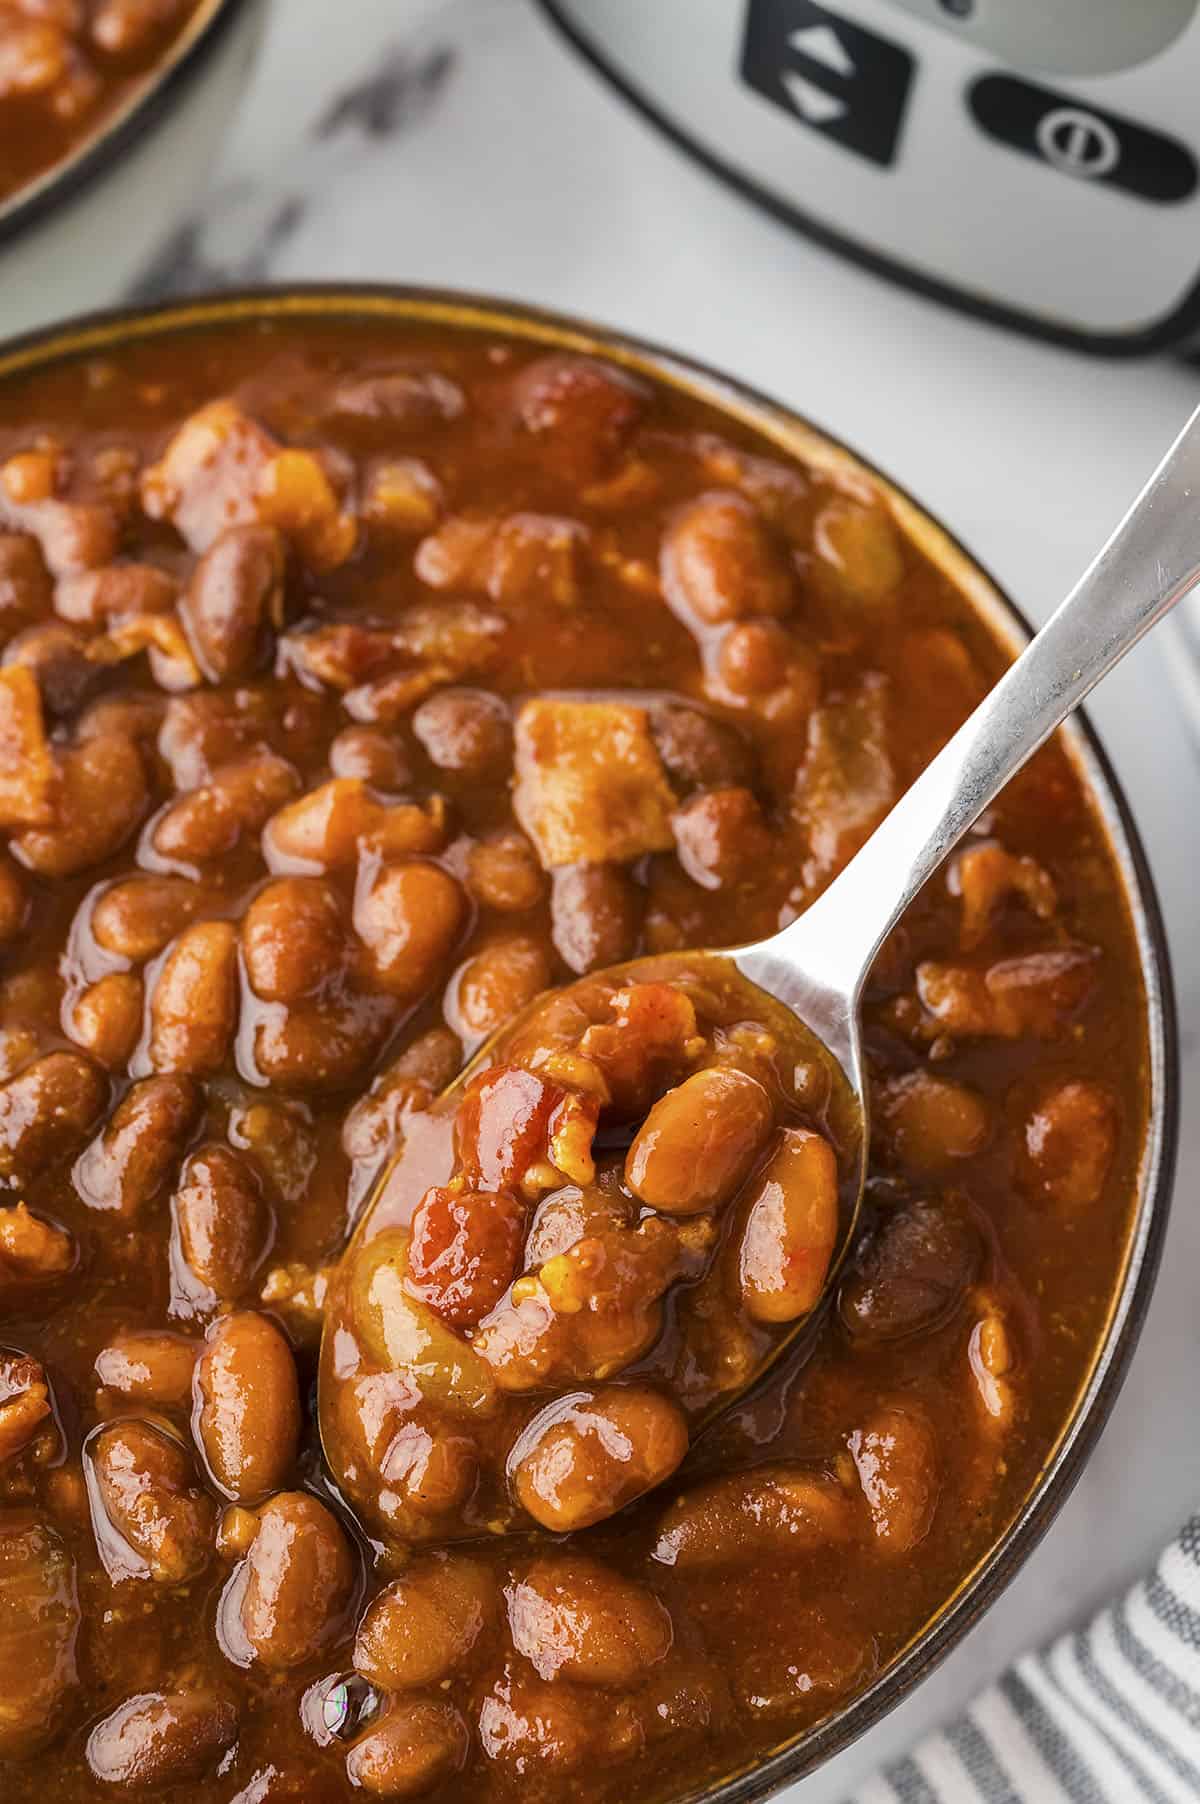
{"left": 853, "top": 1515, "right": 1200, "bottom": 1803}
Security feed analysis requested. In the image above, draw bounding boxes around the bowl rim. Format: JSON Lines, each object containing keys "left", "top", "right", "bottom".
{"left": 0, "top": 282, "right": 1178, "bottom": 1800}
{"left": 0, "top": 0, "right": 260, "bottom": 251}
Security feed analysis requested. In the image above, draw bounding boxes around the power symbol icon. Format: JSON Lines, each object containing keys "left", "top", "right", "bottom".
{"left": 1035, "top": 107, "right": 1121, "bottom": 179}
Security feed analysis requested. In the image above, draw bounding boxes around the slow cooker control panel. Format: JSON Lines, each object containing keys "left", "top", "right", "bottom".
{"left": 541, "top": 0, "right": 1200, "bottom": 348}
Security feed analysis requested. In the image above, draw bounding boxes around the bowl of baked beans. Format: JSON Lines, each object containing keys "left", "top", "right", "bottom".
{"left": 0, "top": 1, "right": 267, "bottom": 341}
{"left": 0, "top": 286, "right": 1176, "bottom": 1804}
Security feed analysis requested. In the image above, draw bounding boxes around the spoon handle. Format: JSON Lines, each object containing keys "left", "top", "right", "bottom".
{"left": 767, "top": 398, "right": 1200, "bottom": 1006}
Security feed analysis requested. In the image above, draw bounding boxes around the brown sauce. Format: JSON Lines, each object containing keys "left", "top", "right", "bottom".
{"left": 0, "top": 317, "right": 1147, "bottom": 1804}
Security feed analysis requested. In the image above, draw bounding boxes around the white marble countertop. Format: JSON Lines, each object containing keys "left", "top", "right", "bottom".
{"left": 136, "top": 2, "right": 1200, "bottom": 1796}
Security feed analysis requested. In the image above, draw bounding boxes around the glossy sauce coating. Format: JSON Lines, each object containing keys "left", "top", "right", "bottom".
{"left": 0, "top": 320, "right": 1145, "bottom": 1804}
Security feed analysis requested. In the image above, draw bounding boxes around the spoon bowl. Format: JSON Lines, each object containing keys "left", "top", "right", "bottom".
{"left": 317, "top": 950, "right": 863, "bottom": 1547}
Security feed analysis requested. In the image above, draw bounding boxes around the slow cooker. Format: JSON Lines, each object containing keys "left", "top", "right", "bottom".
{"left": 537, "top": 0, "right": 1200, "bottom": 356}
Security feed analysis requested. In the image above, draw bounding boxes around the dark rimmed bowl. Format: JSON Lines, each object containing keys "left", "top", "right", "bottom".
{"left": 1, "top": 0, "right": 268, "bottom": 341}
{"left": 0, "top": 285, "right": 1177, "bottom": 1800}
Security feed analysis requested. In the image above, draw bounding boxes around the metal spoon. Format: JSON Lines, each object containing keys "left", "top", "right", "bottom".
{"left": 321, "top": 403, "right": 1200, "bottom": 1530}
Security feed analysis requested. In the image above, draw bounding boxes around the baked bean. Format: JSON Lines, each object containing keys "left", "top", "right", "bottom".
{"left": 838, "top": 1198, "right": 979, "bottom": 1344}
{"left": 734, "top": 1606, "right": 872, "bottom": 1720}
{"left": 0, "top": 1051, "right": 106, "bottom": 1178}
{"left": 354, "top": 862, "right": 466, "bottom": 998}
{"left": 4, "top": 621, "right": 96, "bottom": 717}
{"left": 408, "top": 1185, "right": 526, "bottom": 1327}
{"left": 661, "top": 491, "right": 794, "bottom": 629}
{"left": 412, "top": 688, "right": 511, "bottom": 777}
{"left": 65, "top": 973, "right": 144, "bottom": 1068}
{"left": 74, "top": 1075, "right": 198, "bottom": 1218}
{"left": 147, "top": 921, "right": 238, "bottom": 1074}
{"left": 626, "top": 1067, "right": 772, "bottom": 1214}
{"left": 265, "top": 779, "right": 446, "bottom": 873}
{"left": 476, "top": 1664, "right": 631, "bottom": 1775}
{"left": 14, "top": 733, "right": 148, "bottom": 877}
{"left": 158, "top": 689, "right": 274, "bottom": 789}
{"left": 715, "top": 619, "right": 796, "bottom": 698}
{"left": 85, "top": 1690, "right": 238, "bottom": 1788}
{"left": 550, "top": 863, "right": 641, "bottom": 974}
{"left": 229, "top": 1098, "right": 318, "bottom": 1202}
{"left": 451, "top": 935, "right": 550, "bottom": 1041}
{"left": 511, "top": 1386, "right": 688, "bottom": 1532}
{"left": 466, "top": 829, "right": 545, "bottom": 913}
{"left": 738, "top": 1127, "right": 839, "bottom": 1323}
{"left": 329, "top": 726, "right": 410, "bottom": 790}
{"left": 345, "top": 1700, "right": 469, "bottom": 1798}
{"left": 650, "top": 702, "right": 751, "bottom": 791}
{"left": 507, "top": 1555, "right": 672, "bottom": 1685}
{"left": 813, "top": 501, "right": 904, "bottom": 606}
{"left": 0, "top": 1203, "right": 74, "bottom": 1285}
{"left": 0, "top": 532, "right": 51, "bottom": 626}
{"left": 153, "top": 753, "right": 300, "bottom": 864}
{"left": 876, "top": 1070, "right": 991, "bottom": 1172}
{"left": 847, "top": 1403, "right": 939, "bottom": 1553}
{"left": 193, "top": 1311, "right": 300, "bottom": 1502}
{"left": 633, "top": 1656, "right": 731, "bottom": 1752}
{"left": 87, "top": 1418, "right": 214, "bottom": 1584}
{"left": 173, "top": 1145, "right": 268, "bottom": 1305}
{"left": 0, "top": 963, "right": 61, "bottom": 1035}
{"left": 374, "top": 1420, "right": 478, "bottom": 1523}
{"left": 181, "top": 524, "right": 285, "bottom": 681}
{"left": 227, "top": 1492, "right": 355, "bottom": 1670}
{"left": 0, "top": 1513, "right": 79, "bottom": 1758}
{"left": 0, "top": 316, "right": 1154, "bottom": 1804}
{"left": 1019, "top": 1080, "right": 1117, "bottom": 1210}
{"left": 54, "top": 562, "right": 178, "bottom": 628}
{"left": 513, "top": 354, "right": 647, "bottom": 483}
{"left": 91, "top": 876, "right": 207, "bottom": 962}
{"left": 341, "top": 1026, "right": 462, "bottom": 1162}
{"left": 653, "top": 1464, "right": 853, "bottom": 1570}
{"left": 353, "top": 1553, "right": 497, "bottom": 1689}
{"left": 0, "top": 1350, "right": 54, "bottom": 1464}
{"left": 243, "top": 878, "right": 344, "bottom": 1002}
{"left": 249, "top": 990, "right": 396, "bottom": 1090}
{"left": 94, "top": 1333, "right": 197, "bottom": 1408}
{"left": 671, "top": 787, "right": 771, "bottom": 891}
